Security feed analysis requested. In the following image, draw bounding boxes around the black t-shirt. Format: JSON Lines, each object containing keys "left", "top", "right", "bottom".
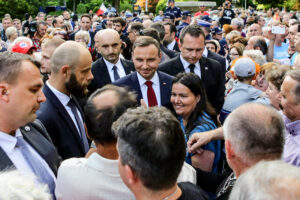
{"left": 220, "top": 9, "right": 235, "bottom": 26}
{"left": 178, "top": 182, "right": 209, "bottom": 200}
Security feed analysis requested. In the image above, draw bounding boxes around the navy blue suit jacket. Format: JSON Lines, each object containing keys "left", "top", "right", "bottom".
{"left": 88, "top": 57, "right": 135, "bottom": 95}
{"left": 0, "top": 121, "right": 60, "bottom": 175}
{"left": 114, "top": 71, "right": 174, "bottom": 108}
{"left": 37, "top": 84, "right": 87, "bottom": 160}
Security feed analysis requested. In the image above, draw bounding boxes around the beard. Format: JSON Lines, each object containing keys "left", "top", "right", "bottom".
{"left": 65, "top": 73, "right": 88, "bottom": 98}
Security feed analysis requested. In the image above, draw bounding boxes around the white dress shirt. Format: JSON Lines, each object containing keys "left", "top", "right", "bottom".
{"left": 103, "top": 58, "right": 126, "bottom": 82}
{"left": 46, "top": 81, "right": 83, "bottom": 137}
{"left": 180, "top": 54, "right": 201, "bottom": 78}
{"left": 55, "top": 152, "right": 135, "bottom": 200}
{"left": 137, "top": 72, "right": 161, "bottom": 107}
{"left": 0, "top": 129, "right": 55, "bottom": 181}
{"left": 167, "top": 40, "right": 176, "bottom": 51}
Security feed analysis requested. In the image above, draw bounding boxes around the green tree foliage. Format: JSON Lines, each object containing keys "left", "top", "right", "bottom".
{"left": 0, "top": 0, "right": 36, "bottom": 20}
{"left": 76, "top": 3, "right": 87, "bottom": 14}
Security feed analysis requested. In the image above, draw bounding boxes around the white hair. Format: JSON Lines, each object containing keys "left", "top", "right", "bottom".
{"left": 5, "top": 26, "right": 17, "bottom": 40}
{"left": 229, "top": 160, "right": 300, "bottom": 200}
{"left": 231, "top": 18, "right": 244, "bottom": 29}
{"left": 243, "top": 49, "right": 266, "bottom": 66}
{"left": 0, "top": 170, "right": 51, "bottom": 200}
{"left": 11, "top": 36, "right": 33, "bottom": 46}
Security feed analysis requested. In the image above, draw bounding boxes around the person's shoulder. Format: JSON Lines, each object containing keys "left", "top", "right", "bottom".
{"left": 178, "top": 182, "right": 209, "bottom": 200}
{"left": 60, "top": 157, "right": 87, "bottom": 169}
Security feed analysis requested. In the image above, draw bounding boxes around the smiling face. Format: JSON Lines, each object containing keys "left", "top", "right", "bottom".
{"left": 171, "top": 83, "right": 200, "bottom": 120}
{"left": 132, "top": 44, "right": 161, "bottom": 80}
{"left": 180, "top": 34, "right": 205, "bottom": 64}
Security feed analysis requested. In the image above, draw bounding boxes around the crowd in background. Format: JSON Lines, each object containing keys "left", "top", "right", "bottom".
{"left": 0, "top": 0, "right": 300, "bottom": 199}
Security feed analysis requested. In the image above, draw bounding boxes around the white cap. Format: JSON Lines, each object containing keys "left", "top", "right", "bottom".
{"left": 234, "top": 57, "right": 256, "bottom": 77}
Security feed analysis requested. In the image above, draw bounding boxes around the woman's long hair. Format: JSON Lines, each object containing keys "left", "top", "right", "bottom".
{"left": 172, "top": 73, "right": 218, "bottom": 136}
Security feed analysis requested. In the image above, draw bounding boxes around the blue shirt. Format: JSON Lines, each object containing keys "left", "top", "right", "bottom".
{"left": 291, "top": 52, "right": 299, "bottom": 65}
{"left": 165, "top": 6, "right": 182, "bottom": 18}
{"left": 179, "top": 112, "right": 221, "bottom": 173}
{"left": 273, "top": 42, "right": 289, "bottom": 63}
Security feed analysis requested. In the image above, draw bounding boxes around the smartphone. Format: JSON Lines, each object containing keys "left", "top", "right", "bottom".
{"left": 271, "top": 26, "right": 285, "bottom": 34}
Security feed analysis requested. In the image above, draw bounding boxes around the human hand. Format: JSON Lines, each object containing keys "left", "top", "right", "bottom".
{"left": 187, "top": 131, "right": 212, "bottom": 153}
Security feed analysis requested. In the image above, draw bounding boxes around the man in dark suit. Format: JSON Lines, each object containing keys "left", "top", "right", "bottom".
{"left": 204, "top": 47, "right": 227, "bottom": 76}
{"left": 88, "top": 29, "right": 135, "bottom": 95}
{"left": 37, "top": 41, "right": 94, "bottom": 160}
{"left": 69, "top": 14, "right": 94, "bottom": 48}
{"left": 0, "top": 52, "right": 60, "bottom": 197}
{"left": 159, "top": 24, "right": 225, "bottom": 113}
{"left": 163, "top": 22, "right": 180, "bottom": 52}
{"left": 114, "top": 36, "right": 173, "bottom": 107}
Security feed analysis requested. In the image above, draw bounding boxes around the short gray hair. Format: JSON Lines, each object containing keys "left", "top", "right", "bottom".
{"left": 50, "top": 41, "right": 81, "bottom": 73}
{"left": 231, "top": 18, "right": 244, "bottom": 29}
{"left": 0, "top": 170, "right": 51, "bottom": 200}
{"left": 5, "top": 26, "right": 17, "bottom": 40}
{"left": 223, "top": 103, "right": 284, "bottom": 165}
{"left": 229, "top": 160, "right": 300, "bottom": 200}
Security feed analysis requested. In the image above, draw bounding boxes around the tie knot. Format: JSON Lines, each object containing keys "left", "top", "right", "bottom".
{"left": 113, "top": 65, "right": 118, "bottom": 70}
{"left": 16, "top": 136, "right": 26, "bottom": 148}
{"left": 68, "top": 97, "right": 77, "bottom": 107}
{"left": 145, "top": 81, "right": 153, "bottom": 87}
{"left": 188, "top": 64, "right": 195, "bottom": 73}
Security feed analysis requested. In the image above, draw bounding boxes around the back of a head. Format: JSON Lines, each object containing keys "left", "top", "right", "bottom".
{"left": 50, "top": 41, "right": 83, "bottom": 74}
{"left": 150, "top": 22, "right": 165, "bottom": 42}
{"left": 85, "top": 85, "right": 137, "bottom": 144}
{"left": 43, "top": 37, "right": 65, "bottom": 50}
{"left": 223, "top": 103, "right": 284, "bottom": 164}
{"left": 229, "top": 160, "right": 300, "bottom": 200}
{"left": 243, "top": 49, "right": 266, "bottom": 66}
{"left": 233, "top": 57, "right": 256, "bottom": 80}
{"left": 113, "top": 106, "right": 186, "bottom": 191}
{"left": 143, "top": 28, "right": 161, "bottom": 44}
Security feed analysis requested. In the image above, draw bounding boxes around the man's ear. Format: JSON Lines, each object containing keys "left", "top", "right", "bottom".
{"left": 125, "top": 164, "right": 138, "bottom": 185}
{"left": 0, "top": 83, "right": 10, "bottom": 102}
{"left": 225, "top": 140, "right": 235, "bottom": 160}
{"left": 61, "top": 65, "right": 71, "bottom": 78}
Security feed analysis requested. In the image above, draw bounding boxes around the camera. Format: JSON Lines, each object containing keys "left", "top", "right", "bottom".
{"left": 225, "top": 2, "right": 228, "bottom": 6}
{"left": 22, "top": 13, "right": 37, "bottom": 37}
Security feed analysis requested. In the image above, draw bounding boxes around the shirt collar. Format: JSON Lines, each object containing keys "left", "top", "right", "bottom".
{"left": 0, "top": 129, "right": 22, "bottom": 155}
{"left": 203, "top": 47, "right": 208, "bottom": 57}
{"left": 285, "top": 117, "right": 300, "bottom": 136}
{"left": 46, "top": 81, "right": 71, "bottom": 107}
{"left": 103, "top": 57, "right": 122, "bottom": 72}
{"left": 137, "top": 71, "right": 159, "bottom": 87}
{"left": 167, "top": 40, "right": 176, "bottom": 50}
{"left": 180, "top": 54, "right": 200, "bottom": 70}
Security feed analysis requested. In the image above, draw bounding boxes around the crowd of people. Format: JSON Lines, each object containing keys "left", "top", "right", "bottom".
{"left": 0, "top": 0, "right": 300, "bottom": 199}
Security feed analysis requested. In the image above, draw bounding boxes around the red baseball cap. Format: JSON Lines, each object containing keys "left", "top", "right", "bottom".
{"left": 11, "top": 41, "right": 36, "bottom": 54}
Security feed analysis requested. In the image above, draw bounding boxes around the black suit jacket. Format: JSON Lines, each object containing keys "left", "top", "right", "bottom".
{"left": 173, "top": 41, "right": 180, "bottom": 52}
{"left": 37, "top": 84, "right": 87, "bottom": 160}
{"left": 161, "top": 44, "right": 178, "bottom": 58}
{"left": 159, "top": 56, "right": 225, "bottom": 113}
{"left": 114, "top": 71, "right": 173, "bottom": 107}
{"left": 88, "top": 57, "right": 135, "bottom": 95}
{"left": 69, "top": 30, "right": 95, "bottom": 47}
{"left": 207, "top": 50, "right": 226, "bottom": 76}
{"left": 0, "top": 122, "right": 60, "bottom": 175}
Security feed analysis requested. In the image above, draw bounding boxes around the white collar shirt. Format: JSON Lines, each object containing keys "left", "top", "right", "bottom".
{"left": 137, "top": 72, "right": 161, "bottom": 107}
{"left": 103, "top": 58, "right": 126, "bottom": 82}
{"left": 180, "top": 54, "right": 201, "bottom": 78}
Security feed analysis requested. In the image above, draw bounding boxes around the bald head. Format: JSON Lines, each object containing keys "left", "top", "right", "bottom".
{"left": 249, "top": 23, "right": 262, "bottom": 37}
{"left": 224, "top": 103, "right": 284, "bottom": 165}
{"left": 95, "top": 29, "right": 122, "bottom": 64}
{"left": 50, "top": 41, "right": 90, "bottom": 73}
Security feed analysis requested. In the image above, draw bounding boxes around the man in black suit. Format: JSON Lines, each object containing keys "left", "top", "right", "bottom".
{"left": 37, "top": 41, "right": 94, "bottom": 160}
{"left": 163, "top": 22, "right": 180, "bottom": 52}
{"left": 204, "top": 47, "right": 227, "bottom": 76}
{"left": 159, "top": 24, "right": 225, "bottom": 113}
{"left": 69, "top": 14, "right": 94, "bottom": 48}
{"left": 88, "top": 29, "right": 135, "bottom": 95}
{"left": 0, "top": 52, "right": 60, "bottom": 197}
{"left": 114, "top": 36, "right": 173, "bottom": 107}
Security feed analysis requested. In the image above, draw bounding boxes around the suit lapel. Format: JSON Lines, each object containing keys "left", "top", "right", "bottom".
{"left": 99, "top": 58, "right": 113, "bottom": 83}
{"left": 131, "top": 72, "right": 143, "bottom": 103}
{"left": 0, "top": 147, "right": 15, "bottom": 171}
{"left": 43, "top": 85, "right": 85, "bottom": 153}
{"left": 176, "top": 56, "right": 185, "bottom": 72}
{"left": 158, "top": 72, "right": 169, "bottom": 106}
{"left": 121, "top": 59, "right": 132, "bottom": 75}
{"left": 200, "top": 57, "right": 209, "bottom": 82}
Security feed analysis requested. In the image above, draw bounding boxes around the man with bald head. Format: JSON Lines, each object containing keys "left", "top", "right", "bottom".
{"left": 88, "top": 29, "right": 135, "bottom": 94}
{"left": 37, "top": 41, "right": 94, "bottom": 159}
{"left": 249, "top": 23, "right": 262, "bottom": 37}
